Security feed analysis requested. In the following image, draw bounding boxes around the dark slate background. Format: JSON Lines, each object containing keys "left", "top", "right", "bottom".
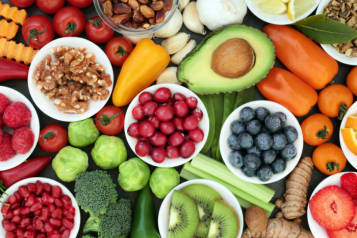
{"left": 1, "top": 0, "right": 356, "bottom": 236}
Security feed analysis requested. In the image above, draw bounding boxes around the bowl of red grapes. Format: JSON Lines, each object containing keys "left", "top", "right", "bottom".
{"left": 124, "top": 84, "right": 209, "bottom": 167}
{"left": 219, "top": 100, "right": 304, "bottom": 184}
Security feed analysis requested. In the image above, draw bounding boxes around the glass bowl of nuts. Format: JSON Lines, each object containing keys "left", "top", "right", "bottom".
{"left": 94, "top": 0, "right": 179, "bottom": 36}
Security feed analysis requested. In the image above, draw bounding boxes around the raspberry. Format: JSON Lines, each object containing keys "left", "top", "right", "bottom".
{"left": 0, "top": 93, "right": 9, "bottom": 114}
{"left": 0, "top": 116, "right": 4, "bottom": 129}
{"left": 0, "top": 132, "right": 16, "bottom": 161}
{"left": 3, "top": 102, "right": 32, "bottom": 130}
{"left": 12, "top": 127, "right": 34, "bottom": 154}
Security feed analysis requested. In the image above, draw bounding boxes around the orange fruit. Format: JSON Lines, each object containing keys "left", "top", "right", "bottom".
{"left": 341, "top": 128, "right": 357, "bottom": 155}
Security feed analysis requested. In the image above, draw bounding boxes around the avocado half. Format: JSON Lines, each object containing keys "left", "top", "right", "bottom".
{"left": 177, "top": 24, "right": 276, "bottom": 94}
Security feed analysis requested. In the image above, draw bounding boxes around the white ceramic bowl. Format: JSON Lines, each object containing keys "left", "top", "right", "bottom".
{"left": 307, "top": 172, "right": 357, "bottom": 237}
{"left": 124, "top": 84, "right": 209, "bottom": 168}
{"left": 220, "top": 100, "right": 304, "bottom": 184}
{"left": 0, "top": 86, "right": 40, "bottom": 171}
{"left": 28, "top": 37, "right": 114, "bottom": 122}
{"left": 316, "top": 0, "right": 357, "bottom": 65}
{"left": 245, "top": 0, "right": 321, "bottom": 25}
{"left": 340, "top": 101, "right": 357, "bottom": 170}
{"left": 158, "top": 179, "right": 244, "bottom": 238}
{"left": 0, "top": 177, "right": 81, "bottom": 238}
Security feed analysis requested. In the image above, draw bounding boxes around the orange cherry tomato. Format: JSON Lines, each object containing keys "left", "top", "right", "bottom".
{"left": 347, "top": 66, "right": 357, "bottom": 96}
{"left": 318, "top": 84, "right": 353, "bottom": 119}
{"left": 301, "top": 114, "right": 333, "bottom": 146}
{"left": 313, "top": 143, "right": 346, "bottom": 175}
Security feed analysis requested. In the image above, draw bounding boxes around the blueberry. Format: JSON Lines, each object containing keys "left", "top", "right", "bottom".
{"left": 227, "top": 135, "right": 241, "bottom": 150}
{"left": 229, "top": 151, "right": 244, "bottom": 168}
{"left": 244, "top": 153, "right": 262, "bottom": 170}
{"left": 261, "top": 149, "right": 278, "bottom": 164}
{"left": 272, "top": 133, "right": 287, "bottom": 150}
{"left": 257, "top": 165, "right": 274, "bottom": 182}
{"left": 281, "top": 144, "right": 297, "bottom": 161}
{"left": 272, "top": 158, "right": 286, "bottom": 174}
{"left": 264, "top": 114, "right": 283, "bottom": 133}
{"left": 240, "top": 107, "right": 255, "bottom": 123}
{"left": 242, "top": 166, "right": 257, "bottom": 177}
{"left": 247, "top": 146, "right": 262, "bottom": 157}
{"left": 230, "top": 120, "right": 246, "bottom": 136}
{"left": 256, "top": 107, "right": 270, "bottom": 122}
{"left": 238, "top": 132, "right": 254, "bottom": 150}
{"left": 246, "top": 120, "right": 262, "bottom": 136}
{"left": 274, "top": 112, "right": 287, "bottom": 126}
{"left": 261, "top": 127, "right": 269, "bottom": 134}
{"left": 255, "top": 133, "right": 273, "bottom": 151}
{"left": 284, "top": 126, "right": 298, "bottom": 143}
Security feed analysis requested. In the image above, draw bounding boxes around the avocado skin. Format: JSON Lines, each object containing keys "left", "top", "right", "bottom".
{"left": 177, "top": 24, "right": 276, "bottom": 94}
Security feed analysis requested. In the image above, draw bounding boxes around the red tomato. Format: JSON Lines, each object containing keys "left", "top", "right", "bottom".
{"left": 38, "top": 124, "right": 68, "bottom": 153}
{"left": 22, "top": 15, "right": 54, "bottom": 49}
{"left": 9, "top": 0, "right": 34, "bottom": 8}
{"left": 94, "top": 106, "right": 125, "bottom": 135}
{"left": 105, "top": 37, "right": 133, "bottom": 66}
{"left": 85, "top": 16, "right": 114, "bottom": 44}
{"left": 53, "top": 7, "right": 86, "bottom": 37}
{"left": 67, "top": 0, "right": 93, "bottom": 8}
{"left": 36, "top": 0, "right": 65, "bottom": 14}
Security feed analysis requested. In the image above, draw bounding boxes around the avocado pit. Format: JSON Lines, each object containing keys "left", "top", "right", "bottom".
{"left": 211, "top": 38, "right": 255, "bottom": 78}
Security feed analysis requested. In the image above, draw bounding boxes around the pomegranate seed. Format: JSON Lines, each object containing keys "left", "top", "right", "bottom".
{"left": 5, "top": 231, "right": 16, "bottom": 238}
{"left": 43, "top": 183, "right": 52, "bottom": 193}
{"left": 1, "top": 204, "right": 10, "bottom": 214}
{"left": 149, "top": 131, "right": 167, "bottom": 147}
{"left": 7, "top": 195, "right": 17, "bottom": 205}
{"left": 44, "top": 222, "right": 54, "bottom": 233}
{"left": 183, "top": 116, "right": 199, "bottom": 131}
{"left": 160, "top": 121, "right": 176, "bottom": 135}
{"left": 68, "top": 206, "right": 75, "bottom": 215}
{"left": 166, "top": 145, "right": 180, "bottom": 159}
{"left": 37, "top": 234, "right": 45, "bottom": 238}
{"left": 18, "top": 186, "right": 30, "bottom": 198}
{"left": 60, "top": 196, "right": 72, "bottom": 210}
{"left": 59, "top": 226, "right": 66, "bottom": 233}
{"left": 20, "top": 217, "right": 32, "bottom": 228}
{"left": 156, "top": 105, "right": 174, "bottom": 121}
{"left": 143, "top": 101, "right": 159, "bottom": 117}
{"left": 30, "top": 203, "right": 43, "bottom": 212}
{"left": 151, "top": 147, "right": 166, "bottom": 163}
{"left": 42, "top": 193, "right": 55, "bottom": 204}
{"left": 66, "top": 211, "right": 74, "bottom": 220}
{"left": 16, "top": 228, "right": 24, "bottom": 237}
{"left": 139, "top": 92, "right": 153, "bottom": 105}
{"left": 20, "top": 207, "right": 30, "bottom": 215}
{"left": 4, "top": 210, "right": 14, "bottom": 219}
{"left": 51, "top": 186, "right": 62, "bottom": 198}
{"left": 33, "top": 209, "right": 41, "bottom": 217}
{"left": 132, "top": 105, "right": 145, "bottom": 120}
{"left": 139, "top": 121, "right": 155, "bottom": 137}
{"left": 180, "top": 140, "right": 196, "bottom": 158}
{"left": 127, "top": 122, "right": 141, "bottom": 138}
{"left": 48, "top": 203, "right": 56, "bottom": 212}
{"left": 13, "top": 208, "right": 20, "bottom": 216}
{"left": 169, "top": 132, "right": 185, "bottom": 147}
{"left": 173, "top": 93, "right": 186, "bottom": 102}
{"left": 148, "top": 116, "right": 161, "bottom": 129}
{"left": 188, "top": 128, "right": 204, "bottom": 142}
{"left": 61, "top": 230, "right": 71, "bottom": 238}
{"left": 35, "top": 181, "right": 43, "bottom": 195}
{"left": 52, "top": 208, "right": 63, "bottom": 218}
{"left": 40, "top": 207, "right": 50, "bottom": 221}
{"left": 10, "top": 203, "right": 19, "bottom": 210}
{"left": 173, "top": 101, "right": 189, "bottom": 118}
{"left": 62, "top": 218, "right": 73, "bottom": 230}
{"left": 58, "top": 214, "right": 63, "bottom": 220}
{"left": 26, "top": 194, "right": 36, "bottom": 207}
{"left": 49, "top": 234, "right": 61, "bottom": 238}
{"left": 27, "top": 183, "right": 36, "bottom": 193}
{"left": 26, "top": 225, "right": 35, "bottom": 231}
{"left": 186, "top": 97, "right": 198, "bottom": 109}
{"left": 191, "top": 108, "right": 203, "bottom": 121}
{"left": 54, "top": 199, "right": 63, "bottom": 208}
{"left": 23, "top": 231, "right": 36, "bottom": 238}
{"left": 12, "top": 215, "right": 21, "bottom": 223}
{"left": 14, "top": 191, "right": 24, "bottom": 202}
{"left": 49, "top": 218, "right": 62, "bottom": 227}
{"left": 135, "top": 140, "right": 151, "bottom": 157}
{"left": 32, "top": 217, "right": 43, "bottom": 231}
{"left": 153, "top": 87, "right": 171, "bottom": 103}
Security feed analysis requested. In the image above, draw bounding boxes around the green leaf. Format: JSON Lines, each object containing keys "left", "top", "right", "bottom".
{"left": 294, "top": 14, "right": 326, "bottom": 26}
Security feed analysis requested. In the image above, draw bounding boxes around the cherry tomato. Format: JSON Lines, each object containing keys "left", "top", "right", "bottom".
{"left": 313, "top": 143, "right": 346, "bottom": 175}
{"left": 36, "top": 0, "right": 65, "bottom": 14}
{"left": 85, "top": 16, "right": 114, "bottom": 44}
{"left": 9, "top": 0, "right": 34, "bottom": 8}
{"left": 94, "top": 106, "right": 125, "bottom": 135}
{"left": 38, "top": 124, "right": 68, "bottom": 153}
{"left": 347, "top": 66, "right": 357, "bottom": 96}
{"left": 53, "top": 7, "right": 86, "bottom": 37}
{"left": 318, "top": 84, "right": 353, "bottom": 119}
{"left": 67, "top": 0, "right": 93, "bottom": 8}
{"left": 22, "top": 15, "right": 54, "bottom": 49}
{"left": 105, "top": 37, "right": 133, "bottom": 66}
{"left": 301, "top": 114, "right": 333, "bottom": 146}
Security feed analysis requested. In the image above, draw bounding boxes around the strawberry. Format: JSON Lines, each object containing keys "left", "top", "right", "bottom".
{"left": 327, "top": 206, "right": 357, "bottom": 238}
{"left": 309, "top": 185, "right": 355, "bottom": 231}
{"left": 341, "top": 173, "right": 357, "bottom": 198}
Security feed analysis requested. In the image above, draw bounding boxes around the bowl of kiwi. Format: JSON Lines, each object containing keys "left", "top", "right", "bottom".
{"left": 158, "top": 179, "right": 243, "bottom": 238}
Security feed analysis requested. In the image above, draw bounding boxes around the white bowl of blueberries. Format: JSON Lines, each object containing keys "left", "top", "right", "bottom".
{"left": 219, "top": 100, "right": 304, "bottom": 184}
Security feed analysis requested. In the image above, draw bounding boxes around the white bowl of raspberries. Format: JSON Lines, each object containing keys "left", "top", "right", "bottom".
{"left": 124, "top": 84, "right": 209, "bottom": 167}
{"left": 0, "top": 177, "right": 80, "bottom": 238}
{"left": 0, "top": 86, "right": 40, "bottom": 171}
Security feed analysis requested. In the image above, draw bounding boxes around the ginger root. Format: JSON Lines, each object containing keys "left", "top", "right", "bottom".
{"left": 242, "top": 218, "right": 314, "bottom": 238}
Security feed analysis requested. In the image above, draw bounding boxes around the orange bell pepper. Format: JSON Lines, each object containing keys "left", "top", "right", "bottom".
{"left": 263, "top": 24, "right": 338, "bottom": 90}
{"left": 257, "top": 67, "right": 318, "bottom": 117}
{"left": 112, "top": 38, "right": 170, "bottom": 107}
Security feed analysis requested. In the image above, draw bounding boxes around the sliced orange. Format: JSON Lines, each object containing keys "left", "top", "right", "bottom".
{"left": 341, "top": 128, "right": 357, "bottom": 155}
{"left": 346, "top": 114, "right": 357, "bottom": 129}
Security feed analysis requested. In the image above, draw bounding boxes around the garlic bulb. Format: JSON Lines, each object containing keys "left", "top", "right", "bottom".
{"left": 171, "top": 40, "right": 197, "bottom": 65}
{"left": 153, "top": 10, "right": 183, "bottom": 38}
{"left": 123, "top": 34, "right": 153, "bottom": 45}
{"left": 183, "top": 2, "right": 206, "bottom": 35}
{"left": 196, "top": 0, "right": 247, "bottom": 31}
{"left": 179, "top": 0, "right": 190, "bottom": 11}
{"left": 161, "top": 32, "right": 190, "bottom": 55}
{"left": 156, "top": 67, "right": 182, "bottom": 85}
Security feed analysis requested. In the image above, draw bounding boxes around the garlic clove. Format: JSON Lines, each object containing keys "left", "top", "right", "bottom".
{"left": 123, "top": 34, "right": 153, "bottom": 45}
{"left": 153, "top": 9, "right": 183, "bottom": 38}
{"left": 183, "top": 2, "right": 206, "bottom": 35}
{"left": 171, "top": 39, "right": 197, "bottom": 65}
{"left": 179, "top": 0, "right": 190, "bottom": 11}
{"left": 156, "top": 67, "right": 182, "bottom": 85}
{"left": 161, "top": 32, "right": 190, "bottom": 55}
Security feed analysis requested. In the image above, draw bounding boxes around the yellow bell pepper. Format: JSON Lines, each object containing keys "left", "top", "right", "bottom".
{"left": 112, "top": 38, "right": 170, "bottom": 107}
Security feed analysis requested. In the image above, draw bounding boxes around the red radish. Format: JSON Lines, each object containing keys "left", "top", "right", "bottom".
{"left": 135, "top": 141, "right": 151, "bottom": 157}
{"left": 156, "top": 105, "right": 174, "bottom": 121}
{"left": 173, "top": 93, "right": 186, "bottom": 102}
{"left": 169, "top": 132, "right": 185, "bottom": 147}
{"left": 180, "top": 140, "right": 196, "bottom": 158}
{"left": 160, "top": 121, "right": 176, "bottom": 135}
{"left": 132, "top": 105, "right": 145, "bottom": 120}
{"left": 154, "top": 87, "right": 171, "bottom": 103}
{"left": 143, "top": 101, "right": 159, "bottom": 117}
{"left": 173, "top": 101, "right": 189, "bottom": 118}
{"left": 191, "top": 108, "right": 203, "bottom": 121}
{"left": 151, "top": 147, "right": 166, "bottom": 163}
{"left": 148, "top": 116, "right": 161, "bottom": 129}
{"left": 149, "top": 132, "right": 167, "bottom": 147}
{"left": 139, "top": 92, "right": 153, "bottom": 105}
{"left": 172, "top": 118, "right": 184, "bottom": 132}
{"left": 183, "top": 116, "right": 199, "bottom": 131}
{"left": 186, "top": 97, "right": 198, "bottom": 109}
{"left": 128, "top": 123, "right": 141, "bottom": 138}
{"left": 189, "top": 128, "right": 204, "bottom": 142}
{"left": 139, "top": 121, "right": 155, "bottom": 137}
{"left": 166, "top": 146, "right": 179, "bottom": 159}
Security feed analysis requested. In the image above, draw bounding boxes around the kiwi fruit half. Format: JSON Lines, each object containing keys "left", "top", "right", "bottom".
{"left": 208, "top": 199, "right": 240, "bottom": 238}
{"left": 181, "top": 184, "right": 222, "bottom": 237}
{"left": 168, "top": 190, "right": 199, "bottom": 238}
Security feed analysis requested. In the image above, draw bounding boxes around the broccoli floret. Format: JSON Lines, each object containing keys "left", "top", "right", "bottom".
{"left": 75, "top": 171, "right": 118, "bottom": 218}
{"left": 83, "top": 198, "right": 132, "bottom": 238}
{"left": 81, "top": 235, "right": 97, "bottom": 238}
